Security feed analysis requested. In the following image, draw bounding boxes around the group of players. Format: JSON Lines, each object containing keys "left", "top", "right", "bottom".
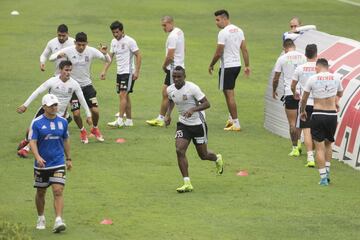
{"left": 15, "top": 11, "right": 342, "bottom": 234}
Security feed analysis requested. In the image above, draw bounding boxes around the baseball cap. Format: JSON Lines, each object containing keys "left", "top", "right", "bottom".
{"left": 42, "top": 94, "right": 59, "bottom": 106}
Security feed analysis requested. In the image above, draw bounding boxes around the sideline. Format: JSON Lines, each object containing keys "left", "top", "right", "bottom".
{"left": 338, "top": 0, "right": 360, "bottom": 7}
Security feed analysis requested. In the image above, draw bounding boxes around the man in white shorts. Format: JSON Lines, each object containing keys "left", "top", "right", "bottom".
{"left": 300, "top": 58, "right": 343, "bottom": 186}
{"left": 101, "top": 20, "right": 142, "bottom": 128}
{"left": 208, "top": 9, "right": 250, "bottom": 131}
{"left": 291, "top": 44, "right": 317, "bottom": 167}
{"left": 146, "top": 16, "right": 185, "bottom": 127}
{"left": 164, "top": 66, "right": 224, "bottom": 193}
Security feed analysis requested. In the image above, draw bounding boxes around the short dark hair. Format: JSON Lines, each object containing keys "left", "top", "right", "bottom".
{"left": 57, "top": 24, "right": 68, "bottom": 33}
{"left": 110, "top": 21, "right": 124, "bottom": 31}
{"left": 75, "top": 32, "right": 87, "bottom": 42}
{"left": 316, "top": 58, "right": 329, "bottom": 68}
{"left": 174, "top": 65, "right": 186, "bottom": 75}
{"left": 59, "top": 60, "right": 72, "bottom": 69}
{"left": 214, "top": 9, "right": 229, "bottom": 18}
{"left": 305, "top": 44, "right": 317, "bottom": 59}
{"left": 283, "top": 38, "right": 295, "bottom": 48}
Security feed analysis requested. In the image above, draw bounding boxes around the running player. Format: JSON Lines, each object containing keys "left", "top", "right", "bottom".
{"left": 16, "top": 61, "right": 92, "bottom": 157}
{"left": 164, "top": 66, "right": 224, "bottom": 193}
{"left": 272, "top": 38, "right": 306, "bottom": 156}
{"left": 146, "top": 16, "right": 185, "bottom": 127}
{"left": 49, "top": 32, "right": 111, "bottom": 143}
{"left": 101, "top": 20, "right": 142, "bottom": 128}
{"left": 291, "top": 44, "right": 317, "bottom": 167}
{"left": 208, "top": 9, "right": 250, "bottom": 131}
{"left": 300, "top": 58, "right": 343, "bottom": 186}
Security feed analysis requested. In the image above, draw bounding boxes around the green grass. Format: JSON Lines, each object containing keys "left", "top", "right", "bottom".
{"left": 0, "top": 0, "right": 360, "bottom": 239}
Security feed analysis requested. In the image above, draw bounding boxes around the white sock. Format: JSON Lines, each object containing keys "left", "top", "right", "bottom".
{"left": 325, "top": 162, "right": 331, "bottom": 174}
{"left": 228, "top": 114, "right": 233, "bottom": 121}
{"left": 38, "top": 215, "right": 45, "bottom": 220}
{"left": 80, "top": 127, "right": 85, "bottom": 131}
{"left": 233, "top": 119, "right": 240, "bottom": 128}
{"left": 157, "top": 115, "right": 164, "bottom": 120}
{"left": 183, "top": 177, "right": 190, "bottom": 182}
{"left": 307, "top": 151, "right": 314, "bottom": 161}
{"left": 24, "top": 145, "right": 30, "bottom": 151}
{"left": 319, "top": 168, "right": 327, "bottom": 179}
{"left": 117, "top": 117, "right": 124, "bottom": 124}
{"left": 55, "top": 216, "right": 62, "bottom": 222}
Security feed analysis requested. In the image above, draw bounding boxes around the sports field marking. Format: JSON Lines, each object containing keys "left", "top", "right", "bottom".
{"left": 338, "top": 0, "right": 360, "bottom": 7}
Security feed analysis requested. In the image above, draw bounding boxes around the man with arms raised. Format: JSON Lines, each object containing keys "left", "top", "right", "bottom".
{"left": 300, "top": 58, "right": 343, "bottom": 186}
{"left": 29, "top": 94, "right": 71, "bottom": 233}
{"left": 291, "top": 44, "right": 317, "bottom": 167}
{"left": 272, "top": 38, "right": 306, "bottom": 156}
{"left": 146, "top": 16, "right": 185, "bottom": 127}
{"left": 17, "top": 61, "right": 92, "bottom": 157}
{"left": 101, "top": 20, "right": 142, "bottom": 128}
{"left": 208, "top": 9, "right": 250, "bottom": 131}
{"left": 50, "top": 32, "right": 111, "bottom": 143}
{"left": 165, "top": 66, "right": 223, "bottom": 193}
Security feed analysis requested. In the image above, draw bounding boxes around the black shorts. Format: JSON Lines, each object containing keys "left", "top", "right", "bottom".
{"left": 311, "top": 110, "right": 337, "bottom": 142}
{"left": 283, "top": 95, "right": 299, "bottom": 110}
{"left": 218, "top": 67, "right": 241, "bottom": 90}
{"left": 175, "top": 122, "right": 208, "bottom": 145}
{"left": 298, "top": 105, "right": 313, "bottom": 128}
{"left": 34, "top": 166, "right": 66, "bottom": 188}
{"left": 116, "top": 74, "right": 135, "bottom": 93}
{"left": 71, "top": 85, "right": 98, "bottom": 111}
{"left": 164, "top": 69, "right": 173, "bottom": 86}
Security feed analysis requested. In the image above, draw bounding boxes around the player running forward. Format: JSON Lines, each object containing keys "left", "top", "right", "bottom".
{"left": 101, "top": 20, "right": 142, "bottom": 128}
{"left": 208, "top": 9, "right": 250, "bottom": 131}
{"left": 17, "top": 61, "right": 92, "bottom": 157}
{"left": 164, "top": 66, "right": 224, "bottom": 193}
{"left": 29, "top": 94, "right": 71, "bottom": 233}
{"left": 300, "top": 58, "right": 343, "bottom": 186}
{"left": 50, "top": 32, "right": 111, "bottom": 143}
{"left": 291, "top": 44, "right": 318, "bottom": 167}
{"left": 272, "top": 38, "right": 306, "bottom": 157}
{"left": 146, "top": 16, "right": 185, "bottom": 127}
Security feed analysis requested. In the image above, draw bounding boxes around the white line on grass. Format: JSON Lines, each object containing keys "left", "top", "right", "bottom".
{"left": 338, "top": 0, "right": 360, "bottom": 6}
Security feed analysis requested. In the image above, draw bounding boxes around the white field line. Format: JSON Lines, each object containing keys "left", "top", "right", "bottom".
{"left": 338, "top": 0, "right": 360, "bottom": 7}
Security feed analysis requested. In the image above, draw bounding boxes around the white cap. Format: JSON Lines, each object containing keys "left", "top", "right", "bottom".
{"left": 42, "top": 94, "right": 59, "bottom": 106}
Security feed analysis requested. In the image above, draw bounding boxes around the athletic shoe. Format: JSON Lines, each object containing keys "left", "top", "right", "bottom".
{"left": 224, "top": 125, "right": 240, "bottom": 131}
{"left": 17, "top": 148, "right": 29, "bottom": 158}
{"left": 80, "top": 129, "right": 89, "bottom": 144}
{"left": 327, "top": 173, "right": 331, "bottom": 184}
{"left": 224, "top": 120, "right": 233, "bottom": 128}
{"left": 215, "top": 154, "right": 224, "bottom": 175}
{"left": 176, "top": 183, "right": 194, "bottom": 193}
{"left": 319, "top": 178, "right": 329, "bottom": 186}
{"left": 288, "top": 148, "right": 300, "bottom": 157}
{"left": 124, "top": 119, "right": 134, "bottom": 127}
{"left": 107, "top": 119, "right": 124, "bottom": 128}
{"left": 36, "top": 216, "right": 46, "bottom": 230}
{"left": 305, "top": 161, "right": 315, "bottom": 168}
{"left": 146, "top": 118, "right": 164, "bottom": 127}
{"left": 17, "top": 139, "right": 29, "bottom": 150}
{"left": 91, "top": 127, "right": 104, "bottom": 142}
{"left": 52, "top": 219, "right": 66, "bottom": 233}
{"left": 297, "top": 141, "right": 302, "bottom": 154}
{"left": 115, "top": 112, "right": 120, "bottom": 117}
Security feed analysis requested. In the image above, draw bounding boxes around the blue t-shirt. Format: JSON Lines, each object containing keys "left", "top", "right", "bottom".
{"left": 29, "top": 114, "right": 69, "bottom": 169}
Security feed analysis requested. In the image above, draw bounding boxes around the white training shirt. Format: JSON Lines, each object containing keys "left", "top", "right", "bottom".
{"left": 166, "top": 27, "right": 185, "bottom": 70}
{"left": 304, "top": 72, "right": 343, "bottom": 99}
{"left": 274, "top": 50, "right": 306, "bottom": 96}
{"left": 49, "top": 46, "right": 111, "bottom": 87}
{"left": 218, "top": 24, "right": 245, "bottom": 68}
{"left": 110, "top": 35, "right": 139, "bottom": 75}
{"left": 23, "top": 76, "right": 91, "bottom": 117}
{"left": 292, "top": 61, "right": 317, "bottom": 106}
{"left": 167, "top": 81, "right": 206, "bottom": 126}
{"left": 40, "top": 37, "right": 75, "bottom": 74}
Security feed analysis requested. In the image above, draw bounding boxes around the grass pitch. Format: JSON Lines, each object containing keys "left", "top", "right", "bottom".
{"left": 0, "top": 0, "right": 360, "bottom": 239}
